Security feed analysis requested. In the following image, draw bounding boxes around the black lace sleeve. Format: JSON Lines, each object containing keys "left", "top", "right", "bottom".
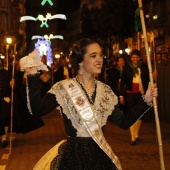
{"left": 109, "top": 98, "right": 150, "bottom": 130}
{"left": 27, "top": 74, "right": 59, "bottom": 116}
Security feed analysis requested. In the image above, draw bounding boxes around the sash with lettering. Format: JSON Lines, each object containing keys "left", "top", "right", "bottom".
{"left": 62, "top": 79, "right": 122, "bottom": 170}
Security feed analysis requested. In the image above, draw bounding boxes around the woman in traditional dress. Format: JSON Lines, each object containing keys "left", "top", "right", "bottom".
{"left": 21, "top": 38, "right": 157, "bottom": 170}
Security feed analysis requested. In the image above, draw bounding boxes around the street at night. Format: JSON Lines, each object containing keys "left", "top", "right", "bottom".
{"left": 1, "top": 1, "right": 170, "bottom": 170}
{"left": 0, "top": 109, "right": 170, "bottom": 170}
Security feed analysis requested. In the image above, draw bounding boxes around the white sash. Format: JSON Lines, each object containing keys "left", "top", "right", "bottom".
{"left": 62, "top": 79, "right": 122, "bottom": 170}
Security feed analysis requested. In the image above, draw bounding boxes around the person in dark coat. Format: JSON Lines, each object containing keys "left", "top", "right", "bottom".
{"left": 107, "top": 56, "right": 125, "bottom": 96}
{"left": 0, "top": 58, "right": 11, "bottom": 148}
{"left": 107, "top": 56, "right": 126, "bottom": 113}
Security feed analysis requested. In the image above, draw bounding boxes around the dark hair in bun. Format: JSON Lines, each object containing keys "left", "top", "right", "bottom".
{"left": 69, "top": 38, "right": 96, "bottom": 75}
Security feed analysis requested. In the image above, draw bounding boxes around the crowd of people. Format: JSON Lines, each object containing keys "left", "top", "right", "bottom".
{"left": 0, "top": 37, "right": 159, "bottom": 169}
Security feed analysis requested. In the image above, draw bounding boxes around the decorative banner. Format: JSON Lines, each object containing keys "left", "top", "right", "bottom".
{"left": 20, "top": 13, "right": 67, "bottom": 28}
{"left": 32, "top": 34, "right": 64, "bottom": 42}
{"left": 41, "top": 0, "right": 53, "bottom": 6}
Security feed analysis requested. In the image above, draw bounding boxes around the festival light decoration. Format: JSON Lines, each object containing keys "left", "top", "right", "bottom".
{"left": 34, "top": 38, "right": 53, "bottom": 66}
{"left": 20, "top": 13, "right": 67, "bottom": 28}
{"left": 32, "top": 34, "right": 64, "bottom": 42}
{"left": 32, "top": 34, "right": 64, "bottom": 66}
{"left": 41, "top": 0, "right": 53, "bottom": 6}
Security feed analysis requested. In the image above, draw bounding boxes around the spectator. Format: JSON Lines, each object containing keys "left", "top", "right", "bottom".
{"left": 40, "top": 55, "right": 52, "bottom": 97}
{"left": 0, "top": 58, "right": 11, "bottom": 148}
{"left": 51, "top": 58, "right": 59, "bottom": 86}
{"left": 107, "top": 56, "right": 126, "bottom": 113}
{"left": 119, "top": 49, "right": 150, "bottom": 145}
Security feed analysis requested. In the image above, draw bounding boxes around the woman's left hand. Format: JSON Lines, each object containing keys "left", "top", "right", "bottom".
{"left": 144, "top": 82, "right": 158, "bottom": 103}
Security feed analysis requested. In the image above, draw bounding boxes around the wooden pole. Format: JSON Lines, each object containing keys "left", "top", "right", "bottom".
{"left": 9, "top": 47, "right": 16, "bottom": 155}
{"left": 6, "top": 44, "right": 9, "bottom": 70}
{"left": 137, "top": 0, "right": 165, "bottom": 170}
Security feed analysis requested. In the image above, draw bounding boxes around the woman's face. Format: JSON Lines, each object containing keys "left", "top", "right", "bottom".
{"left": 81, "top": 43, "right": 103, "bottom": 75}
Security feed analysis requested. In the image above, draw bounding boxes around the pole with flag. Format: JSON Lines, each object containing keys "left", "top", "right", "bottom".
{"left": 137, "top": 0, "right": 165, "bottom": 169}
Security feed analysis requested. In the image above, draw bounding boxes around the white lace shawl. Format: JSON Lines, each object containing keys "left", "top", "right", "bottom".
{"left": 48, "top": 78, "right": 118, "bottom": 137}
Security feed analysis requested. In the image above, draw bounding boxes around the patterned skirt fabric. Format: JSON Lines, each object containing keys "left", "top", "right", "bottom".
{"left": 51, "top": 137, "right": 116, "bottom": 170}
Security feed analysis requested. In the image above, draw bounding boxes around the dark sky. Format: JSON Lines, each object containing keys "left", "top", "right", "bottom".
{"left": 58, "top": 0, "right": 80, "bottom": 14}
{"left": 25, "top": 0, "right": 80, "bottom": 15}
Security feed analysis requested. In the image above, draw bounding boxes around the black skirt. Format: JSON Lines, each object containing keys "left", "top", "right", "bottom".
{"left": 51, "top": 137, "right": 117, "bottom": 170}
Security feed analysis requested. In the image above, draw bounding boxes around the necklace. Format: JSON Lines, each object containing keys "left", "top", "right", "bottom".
{"left": 76, "top": 76, "right": 96, "bottom": 104}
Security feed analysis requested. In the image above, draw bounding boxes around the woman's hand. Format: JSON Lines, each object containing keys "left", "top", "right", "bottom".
{"left": 25, "top": 66, "right": 38, "bottom": 75}
{"left": 144, "top": 82, "right": 158, "bottom": 103}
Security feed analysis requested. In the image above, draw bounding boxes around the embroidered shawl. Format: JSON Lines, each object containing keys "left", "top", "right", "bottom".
{"left": 48, "top": 78, "right": 118, "bottom": 137}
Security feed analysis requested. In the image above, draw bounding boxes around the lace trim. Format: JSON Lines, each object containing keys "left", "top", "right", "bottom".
{"left": 20, "top": 50, "right": 48, "bottom": 72}
{"left": 26, "top": 79, "right": 33, "bottom": 115}
{"left": 49, "top": 78, "right": 118, "bottom": 137}
{"left": 142, "top": 95, "right": 153, "bottom": 107}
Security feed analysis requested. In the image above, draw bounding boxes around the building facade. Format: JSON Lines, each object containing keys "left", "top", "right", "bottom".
{"left": 0, "top": 0, "right": 26, "bottom": 58}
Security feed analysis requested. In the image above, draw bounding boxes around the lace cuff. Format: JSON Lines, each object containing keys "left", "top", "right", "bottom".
{"left": 20, "top": 50, "right": 48, "bottom": 71}
{"left": 142, "top": 95, "right": 153, "bottom": 107}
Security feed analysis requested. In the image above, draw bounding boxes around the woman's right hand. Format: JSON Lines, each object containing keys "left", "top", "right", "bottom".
{"left": 25, "top": 66, "right": 38, "bottom": 75}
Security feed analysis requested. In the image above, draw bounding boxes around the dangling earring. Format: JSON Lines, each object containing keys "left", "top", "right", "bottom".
{"left": 78, "top": 63, "right": 84, "bottom": 75}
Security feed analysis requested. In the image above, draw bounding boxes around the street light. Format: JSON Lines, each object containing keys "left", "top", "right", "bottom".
{"left": 6, "top": 37, "right": 12, "bottom": 70}
{"left": 125, "top": 48, "right": 130, "bottom": 55}
{"left": 119, "top": 50, "right": 123, "bottom": 54}
{"left": 55, "top": 54, "right": 60, "bottom": 59}
{"left": 0, "top": 54, "right": 5, "bottom": 59}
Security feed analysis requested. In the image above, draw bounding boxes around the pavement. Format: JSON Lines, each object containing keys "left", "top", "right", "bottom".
{"left": 0, "top": 109, "right": 170, "bottom": 170}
